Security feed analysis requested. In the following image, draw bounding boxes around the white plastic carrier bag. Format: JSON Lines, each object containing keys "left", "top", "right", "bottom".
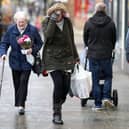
{"left": 71, "top": 64, "right": 92, "bottom": 99}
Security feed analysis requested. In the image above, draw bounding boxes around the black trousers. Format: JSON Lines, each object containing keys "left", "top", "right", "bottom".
{"left": 50, "top": 70, "right": 71, "bottom": 106}
{"left": 12, "top": 69, "right": 31, "bottom": 107}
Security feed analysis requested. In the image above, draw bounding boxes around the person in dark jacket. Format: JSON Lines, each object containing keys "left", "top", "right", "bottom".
{"left": 83, "top": 2, "right": 116, "bottom": 111}
{"left": 0, "top": 11, "right": 43, "bottom": 115}
{"left": 42, "top": 2, "right": 79, "bottom": 124}
{"left": 125, "top": 28, "right": 129, "bottom": 62}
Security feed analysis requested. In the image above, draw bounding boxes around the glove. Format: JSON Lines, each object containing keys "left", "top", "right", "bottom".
{"left": 50, "top": 12, "right": 58, "bottom": 21}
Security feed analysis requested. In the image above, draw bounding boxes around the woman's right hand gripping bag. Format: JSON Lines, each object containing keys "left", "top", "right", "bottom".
{"left": 70, "top": 64, "right": 92, "bottom": 99}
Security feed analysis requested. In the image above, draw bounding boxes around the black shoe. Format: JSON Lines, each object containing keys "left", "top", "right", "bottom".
{"left": 52, "top": 114, "right": 64, "bottom": 125}
{"left": 18, "top": 106, "right": 25, "bottom": 115}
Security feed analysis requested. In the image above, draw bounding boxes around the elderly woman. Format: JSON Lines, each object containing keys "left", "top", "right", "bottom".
{"left": 42, "top": 2, "right": 79, "bottom": 124}
{"left": 0, "top": 11, "right": 43, "bottom": 115}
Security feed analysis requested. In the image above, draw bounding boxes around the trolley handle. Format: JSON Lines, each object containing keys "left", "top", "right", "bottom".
{"left": 112, "top": 51, "right": 115, "bottom": 64}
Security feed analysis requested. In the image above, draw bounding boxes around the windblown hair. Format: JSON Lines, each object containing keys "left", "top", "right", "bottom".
{"left": 47, "top": 1, "right": 67, "bottom": 16}
{"left": 13, "top": 11, "right": 29, "bottom": 22}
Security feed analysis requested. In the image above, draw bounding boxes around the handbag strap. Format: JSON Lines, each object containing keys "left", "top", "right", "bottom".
{"left": 84, "top": 55, "right": 88, "bottom": 70}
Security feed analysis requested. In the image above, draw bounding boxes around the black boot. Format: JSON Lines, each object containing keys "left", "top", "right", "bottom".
{"left": 52, "top": 104, "right": 63, "bottom": 125}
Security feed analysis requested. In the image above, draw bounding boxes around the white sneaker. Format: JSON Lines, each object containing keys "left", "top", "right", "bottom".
{"left": 103, "top": 99, "right": 114, "bottom": 109}
{"left": 18, "top": 106, "right": 25, "bottom": 115}
{"left": 92, "top": 106, "right": 104, "bottom": 112}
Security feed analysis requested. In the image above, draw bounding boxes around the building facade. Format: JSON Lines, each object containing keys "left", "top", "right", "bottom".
{"left": 66, "top": 0, "right": 129, "bottom": 73}
{"left": 66, "top": 0, "right": 104, "bottom": 29}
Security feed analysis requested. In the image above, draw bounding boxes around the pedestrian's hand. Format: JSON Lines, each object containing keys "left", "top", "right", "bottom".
{"left": 26, "top": 48, "right": 32, "bottom": 55}
{"left": 50, "top": 12, "right": 58, "bottom": 21}
{"left": 76, "top": 58, "right": 80, "bottom": 64}
{"left": 21, "top": 49, "right": 32, "bottom": 55}
{"left": 1, "top": 54, "right": 6, "bottom": 60}
{"left": 113, "top": 49, "right": 115, "bottom": 53}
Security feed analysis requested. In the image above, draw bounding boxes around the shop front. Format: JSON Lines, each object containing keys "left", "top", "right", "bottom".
{"left": 0, "top": 0, "right": 13, "bottom": 38}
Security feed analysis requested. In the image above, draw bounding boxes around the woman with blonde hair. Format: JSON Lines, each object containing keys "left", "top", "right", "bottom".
{"left": 42, "top": 1, "right": 79, "bottom": 124}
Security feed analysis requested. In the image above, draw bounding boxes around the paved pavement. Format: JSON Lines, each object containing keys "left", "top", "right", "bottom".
{"left": 0, "top": 30, "right": 129, "bottom": 129}
{"left": 1, "top": 60, "right": 129, "bottom": 129}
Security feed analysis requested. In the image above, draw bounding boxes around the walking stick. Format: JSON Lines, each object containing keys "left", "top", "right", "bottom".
{"left": 0, "top": 58, "right": 5, "bottom": 96}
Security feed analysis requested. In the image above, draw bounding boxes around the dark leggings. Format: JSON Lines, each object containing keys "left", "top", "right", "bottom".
{"left": 50, "top": 70, "right": 71, "bottom": 105}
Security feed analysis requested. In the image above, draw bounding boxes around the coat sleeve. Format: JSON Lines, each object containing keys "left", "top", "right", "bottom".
{"left": 32, "top": 27, "right": 43, "bottom": 55}
{"left": 42, "top": 18, "right": 56, "bottom": 44}
{"left": 67, "top": 19, "right": 79, "bottom": 61}
{"left": 112, "top": 22, "right": 116, "bottom": 49}
{"left": 83, "top": 21, "right": 89, "bottom": 47}
{"left": 0, "top": 30, "right": 10, "bottom": 56}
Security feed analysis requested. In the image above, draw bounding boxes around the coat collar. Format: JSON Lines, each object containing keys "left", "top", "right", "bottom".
{"left": 12, "top": 24, "right": 31, "bottom": 35}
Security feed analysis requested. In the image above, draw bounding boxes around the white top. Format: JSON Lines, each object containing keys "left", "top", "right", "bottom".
{"left": 56, "top": 19, "right": 64, "bottom": 31}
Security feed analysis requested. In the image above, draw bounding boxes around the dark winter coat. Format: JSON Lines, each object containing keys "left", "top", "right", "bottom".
{"left": 83, "top": 11, "right": 116, "bottom": 59}
{"left": 42, "top": 17, "right": 79, "bottom": 71}
{"left": 0, "top": 24, "right": 43, "bottom": 70}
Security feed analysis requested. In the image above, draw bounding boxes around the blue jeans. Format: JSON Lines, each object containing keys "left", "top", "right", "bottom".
{"left": 89, "top": 58, "right": 112, "bottom": 107}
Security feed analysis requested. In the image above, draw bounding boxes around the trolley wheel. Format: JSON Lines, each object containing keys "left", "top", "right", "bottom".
{"left": 112, "top": 89, "right": 118, "bottom": 106}
{"left": 81, "top": 98, "right": 88, "bottom": 107}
